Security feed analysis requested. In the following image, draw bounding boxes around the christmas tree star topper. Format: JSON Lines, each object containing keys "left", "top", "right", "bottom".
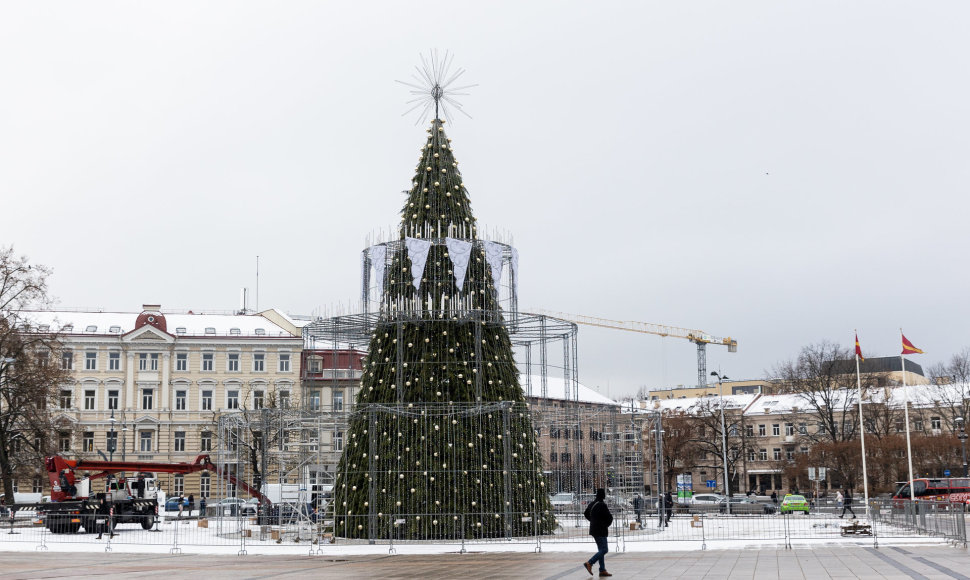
{"left": 397, "top": 50, "right": 476, "bottom": 124}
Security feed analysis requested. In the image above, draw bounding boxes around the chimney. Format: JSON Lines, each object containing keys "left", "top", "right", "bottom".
{"left": 142, "top": 304, "right": 161, "bottom": 312}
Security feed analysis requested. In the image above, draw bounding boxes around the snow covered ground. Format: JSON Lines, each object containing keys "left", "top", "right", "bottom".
{"left": 0, "top": 511, "right": 949, "bottom": 556}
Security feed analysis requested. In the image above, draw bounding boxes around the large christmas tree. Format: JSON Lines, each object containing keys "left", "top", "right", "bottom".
{"left": 331, "top": 118, "right": 555, "bottom": 539}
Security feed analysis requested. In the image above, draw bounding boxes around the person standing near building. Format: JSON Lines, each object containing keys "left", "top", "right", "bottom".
{"left": 663, "top": 491, "right": 674, "bottom": 527}
{"left": 583, "top": 489, "right": 614, "bottom": 577}
{"left": 187, "top": 494, "right": 195, "bottom": 517}
{"left": 633, "top": 493, "right": 643, "bottom": 527}
{"left": 840, "top": 489, "right": 856, "bottom": 519}
{"left": 836, "top": 490, "right": 844, "bottom": 513}
{"left": 177, "top": 494, "right": 185, "bottom": 518}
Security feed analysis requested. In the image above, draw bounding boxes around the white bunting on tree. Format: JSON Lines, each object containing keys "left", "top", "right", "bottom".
{"left": 445, "top": 238, "right": 473, "bottom": 292}
{"left": 369, "top": 245, "right": 388, "bottom": 296}
{"left": 483, "top": 241, "right": 504, "bottom": 286}
{"left": 405, "top": 237, "right": 432, "bottom": 290}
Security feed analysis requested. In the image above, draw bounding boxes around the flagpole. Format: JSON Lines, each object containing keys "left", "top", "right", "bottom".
{"left": 854, "top": 331, "right": 871, "bottom": 520}
{"left": 901, "top": 328, "right": 916, "bottom": 502}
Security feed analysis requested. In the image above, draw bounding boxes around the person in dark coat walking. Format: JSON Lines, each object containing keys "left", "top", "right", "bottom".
{"left": 188, "top": 494, "right": 195, "bottom": 517}
{"left": 771, "top": 491, "right": 778, "bottom": 504}
{"left": 583, "top": 489, "right": 614, "bottom": 577}
{"left": 663, "top": 491, "right": 674, "bottom": 527}
{"left": 95, "top": 496, "right": 113, "bottom": 539}
{"left": 839, "top": 489, "right": 856, "bottom": 518}
{"left": 632, "top": 493, "right": 643, "bottom": 526}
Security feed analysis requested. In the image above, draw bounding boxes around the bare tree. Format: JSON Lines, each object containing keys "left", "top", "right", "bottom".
{"left": 772, "top": 341, "right": 874, "bottom": 444}
{"left": 0, "top": 247, "right": 71, "bottom": 502}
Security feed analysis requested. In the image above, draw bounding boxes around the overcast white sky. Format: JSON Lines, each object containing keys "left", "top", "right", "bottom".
{"left": 2, "top": 2, "right": 968, "bottom": 398}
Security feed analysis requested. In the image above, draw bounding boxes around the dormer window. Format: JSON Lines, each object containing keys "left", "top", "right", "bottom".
{"left": 176, "top": 327, "right": 187, "bottom": 335}
{"left": 204, "top": 327, "right": 216, "bottom": 335}
{"left": 85, "top": 325, "right": 97, "bottom": 333}
{"left": 62, "top": 324, "right": 73, "bottom": 332}
{"left": 254, "top": 328, "right": 266, "bottom": 336}
{"left": 230, "top": 328, "right": 241, "bottom": 335}
{"left": 109, "top": 325, "right": 121, "bottom": 333}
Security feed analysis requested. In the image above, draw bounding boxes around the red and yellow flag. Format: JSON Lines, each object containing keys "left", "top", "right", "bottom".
{"left": 855, "top": 334, "right": 864, "bottom": 361}
{"left": 901, "top": 334, "right": 924, "bottom": 355}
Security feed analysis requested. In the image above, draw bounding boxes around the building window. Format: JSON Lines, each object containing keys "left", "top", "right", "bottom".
{"left": 253, "top": 390, "right": 264, "bottom": 409}
{"left": 745, "top": 425, "right": 754, "bottom": 437}
{"left": 32, "top": 478, "right": 42, "bottom": 494}
{"left": 175, "top": 390, "right": 186, "bottom": 411}
{"left": 107, "top": 431, "right": 117, "bottom": 455}
{"left": 253, "top": 353, "right": 265, "bottom": 372}
{"left": 309, "top": 391, "right": 321, "bottom": 411}
{"left": 82, "top": 432, "right": 94, "bottom": 452}
{"left": 278, "top": 353, "right": 291, "bottom": 372}
{"left": 58, "top": 432, "right": 71, "bottom": 452}
{"left": 150, "top": 353, "right": 159, "bottom": 370}
{"left": 785, "top": 423, "right": 794, "bottom": 436}
{"left": 914, "top": 419, "right": 924, "bottom": 431}
{"left": 931, "top": 416, "right": 942, "bottom": 430}
{"left": 800, "top": 446, "right": 809, "bottom": 455}
{"left": 139, "top": 431, "right": 153, "bottom": 452}
{"left": 85, "top": 351, "right": 97, "bottom": 370}
{"left": 107, "top": 390, "right": 119, "bottom": 410}
{"left": 200, "top": 432, "right": 212, "bottom": 451}
{"left": 142, "top": 389, "right": 153, "bottom": 410}
{"left": 759, "top": 449, "right": 767, "bottom": 461}
{"left": 61, "top": 351, "right": 73, "bottom": 370}
{"left": 758, "top": 424, "right": 766, "bottom": 437}
{"left": 333, "top": 391, "right": 344, "bottom": 412}
{"left": 59, "top": 390, "right": 72, "bottom": 409}
{"left": 772, "top": 424, "right": 780, "bottom": 436}
{"left": 139, "top": 353, "right": 148, "bottom": 370}
{"left": 798, "top": 423, "right": 807, "bottom": 435}
{"left": 227, "top": 390, "right": 239, "bottom": 410}
{"left": 174, "top": 474, "right": 184, "bottom": 495}
{"left": 84, "top": 390, "right": 96, "bottom": 410}
{"left": 202, "top": 353, "right": 214, "bottom": 372}
{"left": 334, "top": 430, "right": 344, "bottom": 451}
{"left": 174, "top": 431, "right": 185, "bottom": 452}
{"left": 895, "top": 419, "right": 904, "bottom": 433}
{"left": 785, "top": 447, "right": 795, "bottom": 461}
{"left": 176, "top": 353, "right": 188, "bottom": 372}
{"left": 227, "top": 353, "right": 239, "bottom": 372}
{"left": 748, "top": 450, "right": 756, "bottom": 461}
{"left": 200, "top": 473, "right": 210, "bottom": 497}
{"left": 108, "top": 351, "right": 120, "bottom": 371}
{"left": 773, "top": 448, "right": 781, "bottom": 460}
{"left": 279, "top": 391, "right": 290, "bottom": 409}
{"left": 201, "top": 390, "right": 213, "bottom": 411}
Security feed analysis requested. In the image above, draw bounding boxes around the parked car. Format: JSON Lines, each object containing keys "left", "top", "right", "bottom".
{"left": 549, "top": 492, "right": 577, "bottom": 509}
{"left": 779, "top": 494, "right": 811, "bottom": 515}
{"left": 164, "top": 497, "right": 189, "bottom": 511}
{"left": 718, "top": 496, "right": 776, "bottom": 515}
{"left": 689, "top": 493, "right": 725, "bottom": 513}
{"left": 214, "top": 497, "right": 257, "bottom": 516}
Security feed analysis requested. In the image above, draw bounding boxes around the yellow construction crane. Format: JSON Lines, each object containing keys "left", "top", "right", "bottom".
{"left": 531, "top": 309, "right": 737, "bottom": 388}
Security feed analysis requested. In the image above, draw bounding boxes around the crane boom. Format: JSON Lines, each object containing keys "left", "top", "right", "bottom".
{"left": 531, "top": 309, "right": 737, "bottom": 387}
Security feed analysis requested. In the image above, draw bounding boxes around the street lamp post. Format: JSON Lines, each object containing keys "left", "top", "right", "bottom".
{"left": 108, "top": 409, "right": 117, "bottom": 462}
{"left": 711, "top": 371, "right": 732, "bottom": 514}
{"left": 956, "top": 417, "right": 968, "bottom": 478}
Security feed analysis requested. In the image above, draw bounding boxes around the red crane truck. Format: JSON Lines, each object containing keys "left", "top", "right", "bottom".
{"left": 38, "top": 454, "right": 268, "bottom": 534}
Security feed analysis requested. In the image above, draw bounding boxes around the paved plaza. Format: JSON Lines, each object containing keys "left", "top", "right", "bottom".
{"left": 1, "top": 545, "right": 969, "bottom": 579}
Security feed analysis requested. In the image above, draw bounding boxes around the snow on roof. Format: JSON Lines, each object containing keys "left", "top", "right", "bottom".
{"left": 22, "top": 309, "right": 298, "bottom": 338}
{"left": 521, "top": 375, "right": 620, "bottom": 407}
{"left": 643, "top": 394, "right": 760, "bottom": 415}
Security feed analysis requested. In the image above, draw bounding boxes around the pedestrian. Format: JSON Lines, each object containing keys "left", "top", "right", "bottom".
{"left": 632, "top": 493, "right": 643, "bottom": 526}
{"left": 95, "top": 496, "right": 113, "bottom": 539}
{"left": 582, "top": 488, "right": 614, "bottom": 577}
{"left": 177, "top": 494, "right": 184, "bottom": 518}
{"left": 770, "top": 491, "right": 778, "bottom": 504}
{"left": 199, "top": 497, "right": 207, "bottom": 518}
{"left": 836, "top": 489, "right": 844, "bottom": 512}
{"left": 663, "top": 490, "right": 674, "bottom": 527}
{"left": 839, "top": 489, "right": 856, "bottom": 519}
{"left": 188, "top": 494, "right": 195, "bottom": 517}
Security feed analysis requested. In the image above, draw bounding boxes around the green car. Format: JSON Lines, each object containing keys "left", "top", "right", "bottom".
{"left": 780, "top": 494, "right": 810, "bottom": 514}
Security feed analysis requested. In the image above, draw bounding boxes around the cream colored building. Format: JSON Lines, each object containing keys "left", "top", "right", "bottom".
{"left": 23, "top": 304, "right": 302, "bottom": 498}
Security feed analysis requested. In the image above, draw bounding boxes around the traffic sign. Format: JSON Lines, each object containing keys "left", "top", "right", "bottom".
{"left": 945, "top": 469, "right": 951, "bottom": 476}
{"left": 706, "top": 479, "right": 716, "bottom": 488}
